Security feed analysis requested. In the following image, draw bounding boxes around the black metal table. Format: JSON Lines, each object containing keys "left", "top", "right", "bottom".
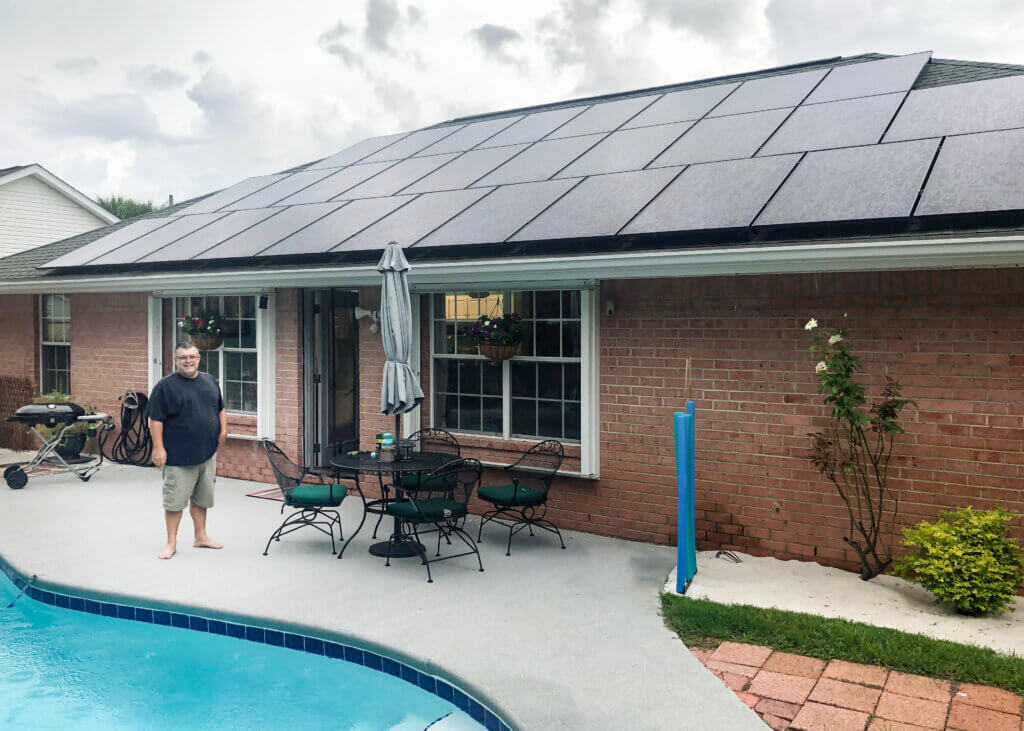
{"left": 330, "top": 450, "right": 458, "bottom": 558}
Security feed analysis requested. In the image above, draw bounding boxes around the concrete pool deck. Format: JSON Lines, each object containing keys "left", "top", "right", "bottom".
{"left": 0, "top": 464, "right": 761, "bottom": 730}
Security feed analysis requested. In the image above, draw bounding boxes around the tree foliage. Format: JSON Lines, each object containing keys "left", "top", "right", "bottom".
{"left": 96, "top": 194, "right": 158, "bottom": 220}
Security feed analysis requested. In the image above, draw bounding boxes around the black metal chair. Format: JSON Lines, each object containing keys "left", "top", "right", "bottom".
{"left": 377, "top": 428, "right": 462, "bottom": 539}
{"left": 261, "top": 440, "right": 366, "bottom": 558}
{"left": 385, "top": 458, "right": 484, "bottom": 582}
{"left": 477, "top": 440, "right": 565, "bottom": 555}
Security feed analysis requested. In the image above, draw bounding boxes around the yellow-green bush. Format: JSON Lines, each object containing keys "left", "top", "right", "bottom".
{"left": 894, "top": 507, "right": 1023, "bottom": 616}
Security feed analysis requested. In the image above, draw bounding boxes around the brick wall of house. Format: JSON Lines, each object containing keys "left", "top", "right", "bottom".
{"left": 0, "top": 295, "right": 37, "bottom": 382}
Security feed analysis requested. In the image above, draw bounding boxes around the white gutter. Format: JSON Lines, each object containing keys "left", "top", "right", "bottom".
{"left": 4, "top": 232, "right": 1024, "bottom": 294}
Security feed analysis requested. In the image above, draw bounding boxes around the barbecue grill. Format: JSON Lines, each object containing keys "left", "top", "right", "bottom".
{"left": 4, "top": 402, "right": 113, "bottom": 489}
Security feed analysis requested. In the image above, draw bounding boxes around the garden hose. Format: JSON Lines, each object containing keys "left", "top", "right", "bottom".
{"left": 98, "top": 388, "right": 153, "bottom": 466}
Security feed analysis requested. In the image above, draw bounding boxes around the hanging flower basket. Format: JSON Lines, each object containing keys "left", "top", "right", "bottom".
{"left": 190, "top": 333, "right": 224, "bottom": 351}
{"left": 479, "top": 342, "right": 520, "bottom": 362}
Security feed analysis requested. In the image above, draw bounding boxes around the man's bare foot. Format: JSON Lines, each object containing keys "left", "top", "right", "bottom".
{"left": 158, "top": 544, "right": 176, "bottom": 559}
{"left": 193, "top": 535, "right": 223, "bottom": 549}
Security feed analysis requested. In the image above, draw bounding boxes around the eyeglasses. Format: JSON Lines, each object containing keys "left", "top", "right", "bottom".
{"left": 175, "top": 355, "right": 200, "bottom": 362}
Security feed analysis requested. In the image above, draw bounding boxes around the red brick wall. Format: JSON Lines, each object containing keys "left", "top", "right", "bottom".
{"left": 0, "top": 295, "right": 37, "bottom": 383}
{"left": 601, "top": 269, "right": 1024, "bottom": 573}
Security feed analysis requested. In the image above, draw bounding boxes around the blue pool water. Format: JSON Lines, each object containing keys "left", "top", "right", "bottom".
{"left": 0, "top": 572, "right": 481, "bottom": 730}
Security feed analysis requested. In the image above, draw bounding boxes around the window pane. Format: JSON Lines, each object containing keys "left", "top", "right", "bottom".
{"left": 455, "top": 323, "right": 477, "bottom": 355}
{"left": 225, "top": 352, "right": 241, "bottom": 381}
{"left": 535, "top": 291, "right": 560, "bottom": 318}
{"left": 537, "top": 400, "right": 562, "bottom": 438}
{"left": 443, "top": 394, "right": 459, "bottom": 428}
{"left": 511, "top": 398, "right": 536, "bottom": 436}
{"left": 241, "top": 296, "right": 256, "bottom": 318}
{"left": 458, "top": 361, "right": 480, "bottom": 394}
{"left": 535, "top": 322, "right": 560, "bottom": 357}
{"left": 518, "top": 327, "right": 534, "bottom": 356}
{"left": 460, "top": 395, "right": 481, "bottom": 431}
{"left": 537, "top": 362, "right": 562, "bottom": 399}
{"left": 239, "top": 319, "right": 256, "bottom": 349}
{"left": 562, "top": 290, "right": 581, "bottom": 319}
{"left": 482, "top": 398, "right": 502, "bottom": 433}
{"left": 242, "top": 352, "right": 257, "bottom": 381}
{"left": 433, "top": 293, "right": 445, "bottom": 317}
{"left": 562, "top": 321, "right": 581, "bottom": 358}
{"left": 226, "top": 382, "right": 242, "bottom": 412}
{"left": 511, "top": 291, "right": 532, "bottom": 318}
{"left": 199, "top": 349, "right": 219, "bottom": 378}
{"left": 242, "top": 382, "right": 258, "bottom": 413}
{"left": 434, "top": 360, "right": 454, "bottom": 392}
{"left": 564, "top": 402, "right": 581, "bottom": 441}
{"left": 510, "top": 362, "right": 535, "bottom": 397}
{"left": 223, "top": 319, "right": 240, "bottom": 349}
{"left": 225, "top": 296, "right": 240, "bottom": 318}
{"left": 565, "top": 363, "right": 581, "bottom": 401}
{"left": 434, "top": 322, "right": 455, "bottom": 354}
{"left": 482, "top": 363, "right": 502, "bottom": 396}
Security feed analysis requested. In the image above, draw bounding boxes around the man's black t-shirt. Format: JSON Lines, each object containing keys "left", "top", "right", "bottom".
{"left": 146, "top": 372, "right": 224, "bottom": 466}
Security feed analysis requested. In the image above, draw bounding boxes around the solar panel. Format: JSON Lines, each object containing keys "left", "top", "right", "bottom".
{"left": 304, "top": 132, "right": 409, "bottom": 170}
{"left": 200, "top": 203, "right": 344, "bottom": 259}
{"left": 273, "top": 161, "right": 397, "bottom": 205}
{"left": 623, "top": 83, "right": 739, "bottom": 128}
{"left": 89, "top": 212, "right": 229, "bottom": 265}
{"left": 650, "top": 108, "right": 791, "bottom": 167}
{"left": 340, "top": 188, "right": 493, "bottom": 251}
{"left": 417, "top": 178, "right": 581, "bottom": 248}
{"left": 261, "top": 197, "right": 412, "bottom": 256}
{"left": 337, "top": 154, "right": 459, "bottom": 199}
{"left": 140, "top": 209, "right": 284, "bottom": 262}
{"left": 622, "top": 155, "right": 801, "bottom": 233}
{"left": 805, "top": 52, "right": 931, "bottom": 104}
{"left": 545, "top": 96, "right": 659, "bottom": 139}
{"left": 358, "top": 126, "right": 466, "bottom": 163}
{"left": 174, "top": 174, "right": 289, "bottom": 215}
{"left": 473, "top": 134, "right": 605, "bottom": 187}
{"left": 413, "top": 116, "right": 524, "bottom": 156}
{"left": 756, "top": 138, "right": 939, "bottom": 225}
{"left": 511, "top": 167, "right": 681, "bottom": 241}
{"left": 708, "top": 69, "right": 828, "bottom": 117}
{"left": 916, "top": 128, "right": 1024, "bottom": 216}
{"left": 220, "top": 168, "right": 340, "bottom": 210}
{"left": 400, "top": 145, "right": 528, "bottom": 194}
{"left": 41, "top": 216, "right": 175, "bottom": 268}
{"left": 555, "top": 122, "right": 693, "bottom": 178}
{"left": 758, "top": 93, "right": 904, "bottom": 156}
{"left": 884, "top": 74, "right": 1024, "bottom": 142}
{"left": 476, "top": 107, "right": 587, "bottom": 148}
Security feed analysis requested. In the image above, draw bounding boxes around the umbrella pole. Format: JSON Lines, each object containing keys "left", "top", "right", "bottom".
{"left": 395, "top": 413, "right": 401, "bottom": 439}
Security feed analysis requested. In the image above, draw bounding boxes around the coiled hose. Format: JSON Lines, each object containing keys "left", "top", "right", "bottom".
{"left": 99, "top": 388, "right": 153, "bottom": 466}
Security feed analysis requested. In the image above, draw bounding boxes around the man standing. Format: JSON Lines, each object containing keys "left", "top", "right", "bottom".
{"left": 148, "top": 342, "right": 227, "bottom": 559}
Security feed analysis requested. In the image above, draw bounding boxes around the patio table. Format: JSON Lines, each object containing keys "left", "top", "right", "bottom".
{"left": 330, "top": 450, "right": 458, "bottom": 558}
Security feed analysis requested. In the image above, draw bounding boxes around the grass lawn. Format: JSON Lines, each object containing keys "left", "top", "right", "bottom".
{"left": 662, "top": 593, "right": 1024, "bottom": 695}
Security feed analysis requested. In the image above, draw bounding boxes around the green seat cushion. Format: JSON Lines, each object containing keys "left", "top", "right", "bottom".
{"left": 387, "top": 498, "right": 466, "bottom": 522}
{"left": 288, "top": 483, "right": 343, "bottom": 507}
{"left": 477, "top": 483, "right": 545, "bottom": 506}
{"left": 398, "top": 473, "right": 457, "bottom": 491}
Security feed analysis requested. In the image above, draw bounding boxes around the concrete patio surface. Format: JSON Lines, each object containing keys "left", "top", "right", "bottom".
{"left": 0, "top": 464, "right": 762, "bottom": 730}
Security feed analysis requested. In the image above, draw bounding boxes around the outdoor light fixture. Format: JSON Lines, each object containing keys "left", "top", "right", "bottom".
{"left": 354, "top": 306, "right": 379, "bottom": 333}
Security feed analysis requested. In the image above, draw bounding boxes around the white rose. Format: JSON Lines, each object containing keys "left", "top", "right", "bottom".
{"left": 815, "top": 361, "right": 828, "bottom": 373}
{"left": 805, "top": 318, "right": 818, "bottom": 331}
{"left": 828, "top": 334, "right": 843, "bottom": 345}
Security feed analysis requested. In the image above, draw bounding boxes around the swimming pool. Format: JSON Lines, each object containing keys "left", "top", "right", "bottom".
{"left": 0, "top": 568, "right": 491, "bottom": 730}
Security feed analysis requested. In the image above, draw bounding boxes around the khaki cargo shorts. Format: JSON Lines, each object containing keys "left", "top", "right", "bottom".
{"left": 162, "top": 455, "right": 217, "bottom": 512}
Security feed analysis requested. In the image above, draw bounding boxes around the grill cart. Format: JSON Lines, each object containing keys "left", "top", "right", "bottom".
{"left": 4, "top": 402, "right": 113, "bottom": 489}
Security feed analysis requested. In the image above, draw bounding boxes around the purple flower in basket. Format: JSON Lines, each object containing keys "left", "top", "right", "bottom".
{"left": 464, "top": 313, "right": 529, "bottom": 347}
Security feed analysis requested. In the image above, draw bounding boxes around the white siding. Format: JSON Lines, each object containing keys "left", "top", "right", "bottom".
{"left": 0, "top": 175, "right": 108, "bottom": 258}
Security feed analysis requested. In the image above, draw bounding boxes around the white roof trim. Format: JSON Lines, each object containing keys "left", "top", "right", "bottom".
{"left": 3, "top": 231, "right": 1024, "bottom": 294}
{"left": 0, "top": 165, "right": 119, "bottom": 224}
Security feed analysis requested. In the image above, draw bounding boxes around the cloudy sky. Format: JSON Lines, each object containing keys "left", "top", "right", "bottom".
{"left": 2, "top": 0, "right": 1023, "bottom": 205}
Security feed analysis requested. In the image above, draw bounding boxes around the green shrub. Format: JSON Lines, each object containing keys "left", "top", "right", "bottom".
{"left": 894, "top": 507, "right": 1024, "bottom": 616}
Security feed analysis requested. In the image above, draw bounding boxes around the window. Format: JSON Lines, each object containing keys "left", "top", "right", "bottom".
{"left": 40, "top": 294, "right": 70, "bottom": 394}
{"left": 431, "top": 290, "right": 583, "bottom": 442}
{"left": 173, "top": 296, "right": 259, "bottom": 414}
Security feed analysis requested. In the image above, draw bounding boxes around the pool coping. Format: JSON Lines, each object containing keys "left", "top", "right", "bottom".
{"left": 0, "top": 550, "right": 514, "bottom": 731}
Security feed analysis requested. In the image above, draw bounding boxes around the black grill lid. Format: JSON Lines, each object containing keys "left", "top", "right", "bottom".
{"left": 6, "top": 402, "right": 86, "bottom": 425}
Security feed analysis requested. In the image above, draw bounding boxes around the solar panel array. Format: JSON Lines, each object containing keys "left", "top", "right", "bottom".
{"left": 44, "top": 51, "right": 1024, "bottom": 270}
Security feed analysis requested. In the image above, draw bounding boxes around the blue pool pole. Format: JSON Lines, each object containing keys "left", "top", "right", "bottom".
{"left": 685, "top": 400, "right": 697, "bottom": 579}
{"left": 674, "top": 412, "right": 695, "bottom": 593}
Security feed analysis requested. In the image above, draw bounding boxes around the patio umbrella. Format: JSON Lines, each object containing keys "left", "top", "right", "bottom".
{"left": 377, "top": 241, "right": 424, "bottom": 437}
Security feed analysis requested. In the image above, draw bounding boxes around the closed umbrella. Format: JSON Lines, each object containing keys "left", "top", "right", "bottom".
{"left": 377, "top": 241, "right": 423, "bottom": 438}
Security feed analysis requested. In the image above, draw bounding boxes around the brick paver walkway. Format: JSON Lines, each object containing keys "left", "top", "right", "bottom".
{"left": 692, "top": 642, "right": 1024, "bottom": 731}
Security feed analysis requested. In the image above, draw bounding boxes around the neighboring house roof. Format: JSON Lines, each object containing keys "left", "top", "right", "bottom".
{"left": 11, "top": 52, "right": 1024, "bottom": 290}
{"left": 0, "top": 164, "right": 118, "bottom": 260}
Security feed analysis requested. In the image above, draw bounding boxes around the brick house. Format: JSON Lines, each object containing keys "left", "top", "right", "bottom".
{"left": 2, "top": 51, "right": 1024, "bottom": 574}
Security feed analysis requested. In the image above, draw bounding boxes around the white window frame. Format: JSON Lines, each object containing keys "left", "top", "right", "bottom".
{"left": 161, "top": 292, "right": 276, "bottom": 440}
{"left": 39, "top": 294, "right": 71, "bottom": 395}
{"left": 427, "top": 287, "right": 599, "bottom": 477}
